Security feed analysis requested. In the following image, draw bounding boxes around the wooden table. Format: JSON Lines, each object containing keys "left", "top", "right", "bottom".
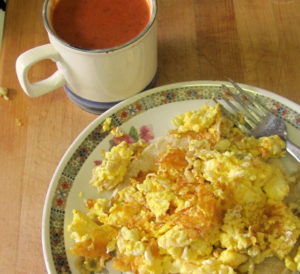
{"left": 1, "top": 0, "right": 300, "bottom": 273}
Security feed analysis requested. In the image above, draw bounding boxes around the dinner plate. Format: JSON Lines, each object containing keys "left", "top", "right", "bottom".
{"left": 42, "top": 80, "right": 300, "bottom": 274}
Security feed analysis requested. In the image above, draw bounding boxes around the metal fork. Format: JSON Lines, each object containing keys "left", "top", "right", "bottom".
{"left": 215, "top": 81, "right": 300, "bottom": 163}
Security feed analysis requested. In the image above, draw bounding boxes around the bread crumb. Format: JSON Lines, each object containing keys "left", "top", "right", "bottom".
{"left": 0, "top": 87, "right": 9, "bottom": 101}
{"left": 15, "top": 118, "right": 23, "bottom": 127}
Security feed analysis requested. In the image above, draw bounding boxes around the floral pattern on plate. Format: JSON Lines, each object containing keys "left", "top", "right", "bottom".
{"left": 45, "top": 83, "right": 300, "bottom": 274}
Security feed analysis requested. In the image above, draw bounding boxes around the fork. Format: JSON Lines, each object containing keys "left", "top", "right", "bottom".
{"left": 215, "top": 81, "right": 300, "bottom": 163}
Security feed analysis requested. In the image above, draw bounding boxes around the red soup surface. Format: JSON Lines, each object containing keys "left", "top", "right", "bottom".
{"left": 51, "top": 0, "right": 151, "bottom": 49}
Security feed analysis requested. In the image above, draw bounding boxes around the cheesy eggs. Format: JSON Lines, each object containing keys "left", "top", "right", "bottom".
{"left": 68, "top": 104, "right": 300, "bottom": 273}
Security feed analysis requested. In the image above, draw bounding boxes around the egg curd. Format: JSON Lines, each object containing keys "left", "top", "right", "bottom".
{"left": 68, "top": 104, "right": 300, "bottom": 274}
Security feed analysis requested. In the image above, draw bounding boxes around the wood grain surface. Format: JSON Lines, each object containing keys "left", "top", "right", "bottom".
{"left": 0, "top": 0, "right": 300, "bottom": 273}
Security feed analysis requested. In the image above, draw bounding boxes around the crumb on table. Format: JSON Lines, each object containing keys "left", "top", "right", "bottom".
{"left": 0, "top": 87, "right": 9, "bottom": 101}
{"left": 15, "top": 118, "right": 22, "bottom": 127}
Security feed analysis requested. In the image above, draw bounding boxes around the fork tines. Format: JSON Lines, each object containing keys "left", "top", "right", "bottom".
{"left": 214, "top": 81, "right": 268, "bottom": 135}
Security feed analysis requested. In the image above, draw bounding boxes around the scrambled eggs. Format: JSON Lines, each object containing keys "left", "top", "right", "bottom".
{"left": 68, "top": 104, "right": 300, "bottom": 273}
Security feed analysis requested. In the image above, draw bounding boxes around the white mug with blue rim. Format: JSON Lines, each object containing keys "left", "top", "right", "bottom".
{"left": 16, "top": 0, "right": 157, "bottom": 113}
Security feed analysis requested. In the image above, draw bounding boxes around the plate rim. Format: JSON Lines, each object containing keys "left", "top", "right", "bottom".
{"left": 41, "top": 80, "right": 300, "bottom": 273}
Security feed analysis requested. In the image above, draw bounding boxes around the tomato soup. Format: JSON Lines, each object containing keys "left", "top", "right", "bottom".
{"left": 51, "top": 0, "right": 151, "bottom": 49}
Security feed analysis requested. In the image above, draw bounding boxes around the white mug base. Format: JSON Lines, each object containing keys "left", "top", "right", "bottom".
{"left": 64, "top": 73, "right": 157, "bottom": 114}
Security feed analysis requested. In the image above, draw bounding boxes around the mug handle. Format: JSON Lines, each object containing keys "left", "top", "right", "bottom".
{"left": 16, "top": 44, "right": 66, "bottom": 97}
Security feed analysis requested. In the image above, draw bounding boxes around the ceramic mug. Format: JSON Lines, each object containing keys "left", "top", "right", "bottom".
{"left": 16, "top": 0, "right": 157, "bottom": 113}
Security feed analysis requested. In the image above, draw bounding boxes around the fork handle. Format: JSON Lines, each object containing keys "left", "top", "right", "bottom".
{"left": 286, "top": 139, "right": 300, "bottom": 163}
